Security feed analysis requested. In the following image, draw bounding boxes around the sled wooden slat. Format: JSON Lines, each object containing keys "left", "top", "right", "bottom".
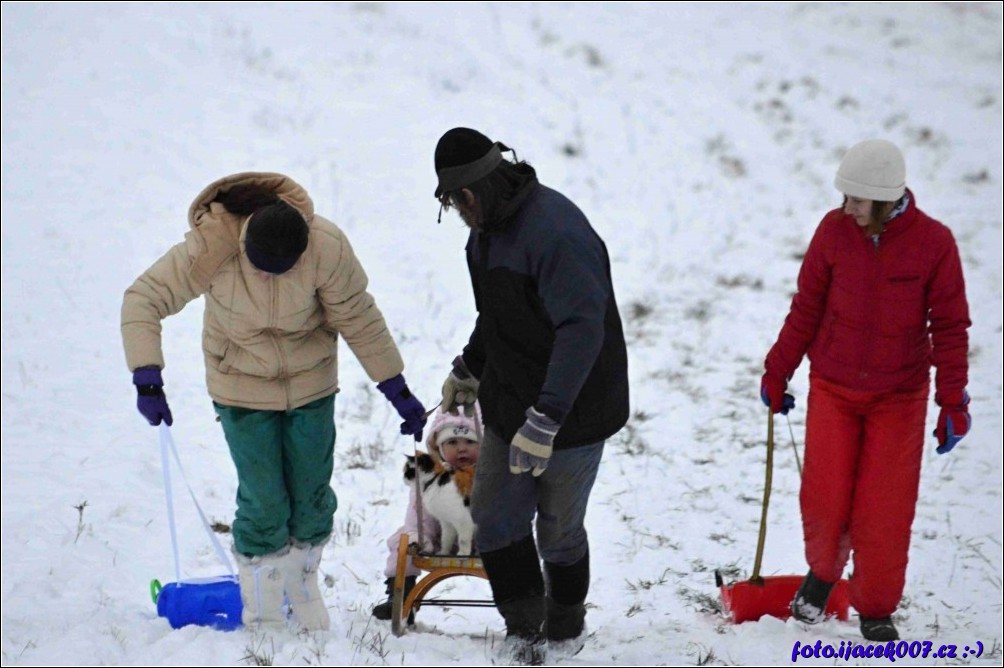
{"left": 391, "top": 534, "right": 490, "bottom": 636}
{"left": 411, "top": 552, "right": 484, "bottom": 571}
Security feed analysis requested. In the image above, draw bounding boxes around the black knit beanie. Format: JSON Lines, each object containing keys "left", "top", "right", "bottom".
{"left": 245, "top": 200, "right": 309, "bottom": 274}
{"left": 434, "top": 127, "right": 507, "bottom": 198}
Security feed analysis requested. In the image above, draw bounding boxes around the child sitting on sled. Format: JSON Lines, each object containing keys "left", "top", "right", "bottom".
{"left": 371, "top": 403, "right": 482, "bottom": 620}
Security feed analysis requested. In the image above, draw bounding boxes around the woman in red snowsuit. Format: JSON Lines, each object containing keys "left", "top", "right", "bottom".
{"left": 760, "top": 139, "right": 972, "bottom": 641}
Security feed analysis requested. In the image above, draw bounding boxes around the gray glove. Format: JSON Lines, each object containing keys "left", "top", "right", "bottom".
{"left": 510, "top": 407, "right": 560, "bottom": 477}
{"left": 441, "top": 355, "right": 479, "bottom": 414}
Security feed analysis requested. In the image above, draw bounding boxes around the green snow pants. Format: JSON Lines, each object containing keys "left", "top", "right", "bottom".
{"left": 214, "top": 393, "right": 338, "bottom": 557}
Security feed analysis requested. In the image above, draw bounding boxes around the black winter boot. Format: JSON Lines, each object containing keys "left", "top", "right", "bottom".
{"left": 790, "top": 570, "right": 836, "bottom": 624}
{"left": 546, "top": 599, "right": 587, "bottom": 659}
{"left": 860, "top": 616, "right": 899, "bottom": 641}
{"left": 544, "top": 552, "right": 589, "bottom": 642}
{"left": 496, "top": 598, "right": 548, "bottom": 666}
{"left": 480, "top": 536, "right": 547, "bottom": 665}
{"left": 371, "top": 576, "right": 415, "bottom": 621}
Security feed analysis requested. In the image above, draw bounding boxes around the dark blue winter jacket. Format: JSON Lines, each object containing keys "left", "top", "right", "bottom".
{"left": 461, "top": 183, "right": 629, "bottom": 448}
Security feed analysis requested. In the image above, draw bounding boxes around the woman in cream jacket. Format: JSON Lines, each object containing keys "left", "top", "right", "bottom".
{"left": 122, "top": 172, "right": 427, "bottom": 630}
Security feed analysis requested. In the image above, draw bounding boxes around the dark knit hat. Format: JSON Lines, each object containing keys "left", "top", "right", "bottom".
{"left": 244, "top": 200, "right": 309, "bottom": 274}
{"left": 434, "top": 127, "right": 508, "bottom": 198}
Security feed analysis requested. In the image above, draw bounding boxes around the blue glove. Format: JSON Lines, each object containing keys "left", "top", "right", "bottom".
{"left": 760, "top": 374, "right": 795, "bottom": 415}
{"left": 934, "top": 390, "right": 971, "bottom": 455}
{"left": 377, "top": 374, "right": 427, "bottom": 442}
{"left": 510, "top": 407, "right": 560, "bottom": 477}
{"left": 133, "top": 367, "right": 173, "bottom": 426}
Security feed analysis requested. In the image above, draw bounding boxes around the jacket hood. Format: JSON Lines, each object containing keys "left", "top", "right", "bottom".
{"left": 188, "top": 171, "right": 315, "bottom": 230}
{"left": 482, "top": 163, "right": 538, "bottom": 233}
{"left": 185, "top": 172, "right": 315, "bottom": 290}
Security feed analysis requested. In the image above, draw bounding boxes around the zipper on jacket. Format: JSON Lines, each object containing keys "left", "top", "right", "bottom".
{"left": 267, "top": 277, "right": 293, "bottom": 410}
{"left": 477, "top": 232, "right": 498, "bottom": 343}
{"left": 861, "top": 231, "right": 883, "bottom": 379}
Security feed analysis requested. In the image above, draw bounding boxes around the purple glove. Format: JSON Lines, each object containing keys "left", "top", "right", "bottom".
{"left": 377, "top": 374, "right": 427, "bottom": 442}
{"left": 133, "top": 367, "right": 173, "bottom": 426}
{"left": 510, "top": 407, "right": 560, "bottom": 477}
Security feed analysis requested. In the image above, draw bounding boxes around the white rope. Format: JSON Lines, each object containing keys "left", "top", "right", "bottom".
{"left": 159, "top": 424, "right": 235, "bottom": 578}
{"left": 159, "top": 424, "right": 182, "bottom": 584}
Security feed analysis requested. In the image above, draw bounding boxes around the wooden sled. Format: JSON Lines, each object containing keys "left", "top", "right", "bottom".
{"left": 390, "top": 533, "right": 492, "bottom": 636}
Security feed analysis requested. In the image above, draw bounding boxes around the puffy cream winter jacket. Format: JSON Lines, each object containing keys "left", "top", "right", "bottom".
{"left": 121, "top": 172, "right": 404, "bottom": 410}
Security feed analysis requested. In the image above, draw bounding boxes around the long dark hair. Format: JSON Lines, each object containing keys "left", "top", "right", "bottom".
{"left": 867, "top": 200, "right": 898, "bottom": 236}
{"left": 442, "top": 159, "right": 537, "bottom": 232}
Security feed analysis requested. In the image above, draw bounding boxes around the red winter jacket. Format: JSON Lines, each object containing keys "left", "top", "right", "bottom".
{"left": 765, "top": 191, "right": 970, "bottom": 404}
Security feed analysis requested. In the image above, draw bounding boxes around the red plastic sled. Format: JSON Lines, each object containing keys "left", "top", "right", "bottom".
{"left": 716, "top": 572, "right": 849, "bottom": 623}
{"left": 717, "top": 411, "right": 851, "bottom": 623}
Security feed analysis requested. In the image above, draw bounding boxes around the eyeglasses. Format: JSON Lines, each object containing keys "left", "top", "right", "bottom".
{"left": 436, "top": 193, "right": 458, "bottom": 224}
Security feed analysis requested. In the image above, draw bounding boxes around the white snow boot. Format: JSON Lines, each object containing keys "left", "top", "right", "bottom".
{"left": 236, "top": 547, "right": 289, "bottom": 628}
{"left": 281, "top": 541, "right": 330, "bottom": 631}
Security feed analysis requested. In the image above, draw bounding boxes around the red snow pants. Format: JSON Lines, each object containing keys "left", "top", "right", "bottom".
{"left": 800, "top": 374, "right": 928, "bottom": 618}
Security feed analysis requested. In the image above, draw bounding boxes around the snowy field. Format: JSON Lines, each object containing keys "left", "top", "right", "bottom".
{"left": 2, "top": 2, "right": 1001, "bottom": 665}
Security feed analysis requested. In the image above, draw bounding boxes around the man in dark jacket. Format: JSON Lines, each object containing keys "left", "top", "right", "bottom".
{"left": 434, "top": 127, "right": 629, "bottom": 663}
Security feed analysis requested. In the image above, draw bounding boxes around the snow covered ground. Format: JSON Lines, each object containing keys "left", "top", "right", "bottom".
{"left": 2, "top": 2, "right": 1001, "bottom": 665}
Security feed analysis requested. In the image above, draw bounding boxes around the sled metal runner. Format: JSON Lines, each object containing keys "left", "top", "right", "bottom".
{"left": 390, "top": 535, "right": 491, "bottom": 636}
{"left": 716, "top": 410, "right": 850, "bottom": 623}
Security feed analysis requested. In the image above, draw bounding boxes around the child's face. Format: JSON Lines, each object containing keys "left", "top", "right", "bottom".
{"left": 440, "top": 437, "right": 479, "bottom": 469}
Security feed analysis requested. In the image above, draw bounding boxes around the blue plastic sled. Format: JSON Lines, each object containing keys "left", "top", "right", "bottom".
{"left": 151, "top": 575, "right": 243, "bottom": 631}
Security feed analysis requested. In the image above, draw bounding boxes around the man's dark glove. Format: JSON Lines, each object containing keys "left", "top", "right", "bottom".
{"left": 133, "top": 367, "right": 173, "bottom": 426}
{"left": 378, "top": 374, "right": 427, "bottom": 442}
{"left": 441, "top": 355, "right": 479, "bottom": 414}
{"left": 760, "top": 373, "right": 795, "bottom": 415}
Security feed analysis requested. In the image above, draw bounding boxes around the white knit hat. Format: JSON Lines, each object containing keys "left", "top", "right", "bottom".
{"left": 834, "top": 139, "right": 906, "bottom": 202}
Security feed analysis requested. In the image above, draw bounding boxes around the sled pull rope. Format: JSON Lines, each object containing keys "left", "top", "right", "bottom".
{"left": 159, "top": 424, "right": 235, "bottom": 578}
{"left": 413, "top": 401, "right": 441, "bottom": 550}
{"left": 750, "top": 409, "right": 774, "bottom": 584}
{"left": 786, "top": 414, "right": 803, "bottom": 477}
